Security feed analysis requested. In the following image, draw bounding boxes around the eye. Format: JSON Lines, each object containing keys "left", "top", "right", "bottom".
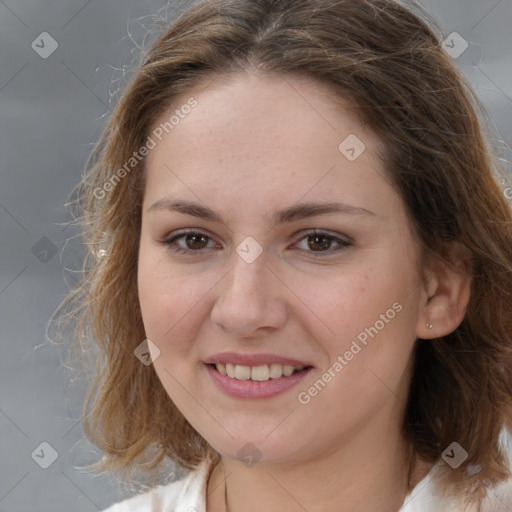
{"left": 159, "top": 228, "right": 351, "bottom": 257}
{"left": 159, "top": 229, "right": 218, "bottom": 255}
{"left": 291, "top": 229, "right": 351, "bottom": 257}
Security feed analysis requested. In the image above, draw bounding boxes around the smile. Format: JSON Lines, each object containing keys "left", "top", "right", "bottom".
{"left": 206, "top": 363, "right": 313, "bottom": 399}
{"left": 214, "top": 362, "right": 307, "bottom": 381}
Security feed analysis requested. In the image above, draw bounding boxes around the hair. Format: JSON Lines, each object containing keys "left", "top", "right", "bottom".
{"left": 52, "top": 0, "right": 512, "bottom": 508}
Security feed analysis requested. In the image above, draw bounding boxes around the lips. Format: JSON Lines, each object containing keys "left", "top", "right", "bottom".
{"left": 214, "top": 362, "right": 307, "bottom": 381}
{"left": 204, "top": 352, "right": 314, "bottom": 399}
{"left": 206, "top": 364, "right": 313, "bottom": 399}
{"left": 204, "top": 351, "right": 312, "bottom": 367}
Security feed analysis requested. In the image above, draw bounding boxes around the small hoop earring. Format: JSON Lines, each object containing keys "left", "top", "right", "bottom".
{"left": 426, "top": 323, "right": 433, "bottom": 329}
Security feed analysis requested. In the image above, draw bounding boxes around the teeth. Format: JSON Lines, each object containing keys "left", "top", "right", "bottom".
{"left": 234, "top": 364, "right": 251, "bottom": 380}
{"left": 269, "top": 363, "right": 283, "bottom": 379}
{"left": 214, "top": 363, "right": 306, "bottom": 381}
{"left": 283, "top": 365, "right": 295, "bottom": 376}
{"left": 226, "top": 363, "right": 235, "bottom": 378}
{"left": 251, "top": 365, "right": 269, "bottom": 381}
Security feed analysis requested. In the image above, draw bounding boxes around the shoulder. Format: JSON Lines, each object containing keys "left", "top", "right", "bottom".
{"left": 101, "top": 461, "right": 211, "bottom": 512}
{"left": 400, "top": 426, "right": 512, "bottom": 512}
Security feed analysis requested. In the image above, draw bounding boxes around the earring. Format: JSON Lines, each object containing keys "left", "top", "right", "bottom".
{"left": 426, "top": 323, "right": 433, "bottom": 329}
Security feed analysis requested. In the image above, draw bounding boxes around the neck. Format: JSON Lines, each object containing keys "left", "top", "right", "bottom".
{"left": 206, "top": 419, "right": 433, "bottom": 512}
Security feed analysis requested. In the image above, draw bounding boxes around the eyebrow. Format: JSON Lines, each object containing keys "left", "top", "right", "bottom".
{"left": 147, "top": 199, "right": 376, "bottom": 226}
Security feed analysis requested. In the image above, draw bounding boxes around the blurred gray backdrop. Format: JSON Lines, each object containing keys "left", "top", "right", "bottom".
{"left": 1, "top": 0, "right": 511, "bottom": 511}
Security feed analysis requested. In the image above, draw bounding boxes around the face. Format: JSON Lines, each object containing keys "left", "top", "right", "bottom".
{"left": 138, "top": 71, "right": 425, "bottom": 466}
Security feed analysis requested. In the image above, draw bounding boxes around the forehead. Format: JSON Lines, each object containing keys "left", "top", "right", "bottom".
{"left": 149, "top": 70, "right": 383, "bottom": 155}
{"left": 143, "top": 71, "right": 395, "bottom": 221}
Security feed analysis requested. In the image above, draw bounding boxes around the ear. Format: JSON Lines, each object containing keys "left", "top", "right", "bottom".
{"left": 416, "top": 242, "right": 472, "bottom": 340}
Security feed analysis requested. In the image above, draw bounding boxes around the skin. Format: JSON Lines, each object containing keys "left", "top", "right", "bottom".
{"left": 137, "top": 70, "right": 471, "bottom": 512}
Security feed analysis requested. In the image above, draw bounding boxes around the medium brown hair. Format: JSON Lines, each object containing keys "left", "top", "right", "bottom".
{"left": 53, "top": 0, "right": 512, "bottom": 507}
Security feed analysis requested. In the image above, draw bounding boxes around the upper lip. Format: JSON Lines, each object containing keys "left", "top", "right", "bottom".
{"left": 204, "top": 352, "right": 313, "bottom": 367}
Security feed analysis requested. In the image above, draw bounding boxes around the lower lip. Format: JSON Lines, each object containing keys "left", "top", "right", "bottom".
{"left": 205, "top": 364, "right": 313, "bottom": 399}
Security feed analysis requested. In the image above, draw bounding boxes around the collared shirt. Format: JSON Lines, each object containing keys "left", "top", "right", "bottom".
{"left": 102, "top": 428, "right": 512, "bottom": 511}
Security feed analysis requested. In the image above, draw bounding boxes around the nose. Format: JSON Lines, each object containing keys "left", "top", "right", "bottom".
{"left": 210, "top": 250, "right": 288, "bottom": 338}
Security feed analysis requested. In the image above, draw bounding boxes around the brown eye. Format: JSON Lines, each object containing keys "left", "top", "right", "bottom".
{"left": 307, "top": 233, "right": 334, "bottom": 252}
{"left": 184, "top": 233, "right": 209, "bottom": 250}
{"left": 161, "top": 229, "right": 217, "bottom": 255}
{"left": 294, "top": 230, "right": 351, "bottom": 257}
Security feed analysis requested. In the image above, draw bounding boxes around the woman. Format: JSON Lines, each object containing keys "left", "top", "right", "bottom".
{"left": 56, "top": 0, "right": 512, "bottom": 510}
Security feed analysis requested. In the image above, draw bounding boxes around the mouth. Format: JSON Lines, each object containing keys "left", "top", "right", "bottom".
{"left": 205, "top": 362, "right": 314, "bottom": 399}
{"left": 209, "top": 362, "right": 311, "bottom": 381}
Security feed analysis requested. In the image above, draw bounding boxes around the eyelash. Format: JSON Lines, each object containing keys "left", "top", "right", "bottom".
{"left": 159, "top": 229, "right": 351, "bottom": 258}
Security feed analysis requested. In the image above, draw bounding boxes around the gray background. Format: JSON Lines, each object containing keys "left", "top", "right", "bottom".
{"left": 1, "top": 1, "right": 511, "bottom": 511}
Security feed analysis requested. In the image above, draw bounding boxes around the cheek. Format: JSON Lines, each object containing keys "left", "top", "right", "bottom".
{"left": 137, "top": 243, "right": 180, "bottom": 340}
{"left": 137, "top": 244, "right": 214, "bottom": 348}
{"left": 286, "top": 258, "right": 419, "bottom": 379}
{"left": 284, "top": 263, "right": 399, "bottom": 338}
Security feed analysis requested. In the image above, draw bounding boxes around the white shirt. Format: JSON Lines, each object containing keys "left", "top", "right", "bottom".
{"left": 101, "top": 459, "right": 511, "bottom": 512}
{"left": 103, "top": 428, "right": 512, "bottom": 512}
